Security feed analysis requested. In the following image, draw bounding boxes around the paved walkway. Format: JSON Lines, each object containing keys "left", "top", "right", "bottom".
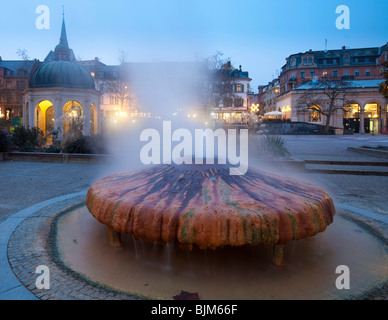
{"left": 0, "top": 134, "right": 387, "bottom": 300}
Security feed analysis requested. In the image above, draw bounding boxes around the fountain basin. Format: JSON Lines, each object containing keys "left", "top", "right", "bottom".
{"left": 56, "top": 206, "right": 388, "bottom": 300}
{"left": 86, "top": 164, "right": 335, "bottom": 264}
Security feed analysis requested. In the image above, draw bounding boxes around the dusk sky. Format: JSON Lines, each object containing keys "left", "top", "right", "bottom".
{"left": 1, "top": 0, "right": 387, "bottom": 90}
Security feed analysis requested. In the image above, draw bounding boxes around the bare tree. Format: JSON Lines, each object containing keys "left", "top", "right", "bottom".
{"left": 16, "top": 49, "right": 29, "bottom": 61}
{"left": 202, "top": 52, "right": 239, "bottom": 118}
{"left": 118, "top": 50, "right": 129, "bottom": 65}
{"left": 297, "top": 79, "right": 351, "bottom": 133}
{"left": 379, "top": 61, "right": 388, "bottom": 99}
{"left": 102, "top": 80, "right": 130, "bottom": 113}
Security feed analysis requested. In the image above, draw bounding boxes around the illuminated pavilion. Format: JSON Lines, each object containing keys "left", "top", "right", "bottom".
{"left": 23, "top": 17, "right": 101, "bottom": 138}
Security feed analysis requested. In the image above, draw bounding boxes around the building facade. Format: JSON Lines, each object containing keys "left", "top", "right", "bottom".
{"left": 257, "top": 43, "right": 388, "bottom": 133}
{"left": 278, "top": 44, "right": 387, "bottom": 95}
{"left": 276, "top": 79, "right": 387, "bottom": 134}
{"left": 0, "top": 59, "right": 40, "bottom": 122}
{"left": 210, "top": 61, "right": 252, "bottom": 125}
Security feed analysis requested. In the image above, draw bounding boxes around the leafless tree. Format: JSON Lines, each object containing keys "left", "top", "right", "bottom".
{"left": 202, "top": 52, "right": 239, "bottom": 117}
{"left": 16, "top": 49, "right": 29, "bottom": 61}
{"left": 102, "top": 80, "right": 130, "bottom": 112}
{"left": 297, "top": 79, "right": 351, "bottom": 133}
{"left": 379, "top": 61, "right": 388, "bottom": 99}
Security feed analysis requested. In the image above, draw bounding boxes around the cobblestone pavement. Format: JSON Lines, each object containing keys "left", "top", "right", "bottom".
{"left": 1, "top": 135, "right": 388, "bottom": 300}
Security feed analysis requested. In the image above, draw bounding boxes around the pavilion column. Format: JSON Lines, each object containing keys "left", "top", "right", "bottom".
{"left": 83, "top": 99, "right": 91, "bottom": 136}
{"left": 54, "top": 97, "right": 64, "bottom": 138}
{"left": 359, "top": 105, "right": 365, "bottom": 134}
{"left": 96, "top": 103, "right": 102, "bottom": 134}
{"left": 381, "top": 102, "right": 387, "bottom": 133}
{"left": 23, "top": 100, "right": 27, "bottom": 129}
{"left": 29, "top": 99, "right": 35, "bottom": 128}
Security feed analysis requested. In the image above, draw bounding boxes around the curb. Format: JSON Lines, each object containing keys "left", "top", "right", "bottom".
{"left": 0, "top": 191, "right": 87, "bottom": 300}
{"left": 348, "top": 147, "right": 388, "bottom": 159}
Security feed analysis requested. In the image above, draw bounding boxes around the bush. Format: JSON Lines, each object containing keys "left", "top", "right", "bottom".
{"left": 12, "top": 127, "right": 46, "bottom": 150}
{"left": 63, "top": 135, "right": 107, "bottom": 154}
{"left": 260, "top": 135, "right": 290, "bottom": 159}
{"left": 19, "top": 145, "right": 37, "bottom": 153}
{"left": 0, "top": 128, "right": 11, "bottom": 152}
{"left": 45, "top": 145, "right": 62, "bottom": 153}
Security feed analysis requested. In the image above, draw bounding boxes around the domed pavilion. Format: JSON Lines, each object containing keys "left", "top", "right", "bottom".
{"left": 23, "top": 17, "right": 101, "bottom": 139}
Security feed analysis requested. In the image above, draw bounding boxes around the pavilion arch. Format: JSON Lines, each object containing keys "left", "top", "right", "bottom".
{"left": 63, "top": 100, "right": 84, "bottom": 136}
{"left": 35, "top": 100, "right": 54, "bottom": 136}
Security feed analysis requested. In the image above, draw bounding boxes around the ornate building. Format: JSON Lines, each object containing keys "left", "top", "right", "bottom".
{"left": 258, "top": 43, "right": 388, "bottom": 133}
{"left": 23, "top": 17, "right": 101, "bottom": 139}
{"left": 209, "top": 61, "right": 252, "bottom": 125}
{"left": 0, "top": 59, "right": 40, "bottom": 122}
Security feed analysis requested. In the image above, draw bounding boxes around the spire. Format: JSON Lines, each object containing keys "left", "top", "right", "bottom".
{"left": 44, "top": 10, "right": 76, "bottom": 62}
{"left": 59, "top": 10, "right": 69, "bottom": 48}
{"left": 54, "top": 11, "right": 72, "bottom": 61}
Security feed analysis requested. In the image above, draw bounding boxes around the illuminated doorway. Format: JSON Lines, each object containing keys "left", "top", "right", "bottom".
{"left": 364, "top": 103, "right": 380, "bottom": 134}
{"left": 63, "top": 101, "right": 83, "bottom": 136}
{"left": 35, "top": 100, "right": 54, "bottom": 136}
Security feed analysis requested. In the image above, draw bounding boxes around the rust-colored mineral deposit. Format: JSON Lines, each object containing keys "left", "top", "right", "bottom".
{"left": 86, "top": 164, "right": 335, "bottom": 265}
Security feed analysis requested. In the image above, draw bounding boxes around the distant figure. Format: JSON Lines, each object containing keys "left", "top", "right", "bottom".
{"left": 52, "top": 128, "right": 58, "bottom": 142}
{"left": 54, "top": 127, "right": 62, "bottom": 146}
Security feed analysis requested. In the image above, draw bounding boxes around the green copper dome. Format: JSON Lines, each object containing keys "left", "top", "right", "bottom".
{"left": 29, "top": 61, "right": 95, "bottom": 90}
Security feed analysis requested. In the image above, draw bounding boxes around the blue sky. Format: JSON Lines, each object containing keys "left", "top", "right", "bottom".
{"left": 1, "top": 0, "right": 387, "bottom": 90}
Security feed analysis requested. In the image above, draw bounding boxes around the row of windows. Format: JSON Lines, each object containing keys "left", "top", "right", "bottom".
{"left": 0, "top": 81, "right": 26, "bottom": 90}
{"left": 292, "top": 56, "right": 375, "bottom": 67}
{"left": 215, "top": 84, "right": 245, "bottom": 93}
{"left": 223, "top": 97, "right": 244, "bottom": 107}
{"left": 90, "top": 71, "right": 119, "bottom": 79}
{"left": 293, "top": 69, "right": 372, "bottom": 79}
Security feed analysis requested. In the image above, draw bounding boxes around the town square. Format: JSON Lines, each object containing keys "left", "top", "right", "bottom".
{"left": 0, "top": 0, "right": 387, "bottom": 314}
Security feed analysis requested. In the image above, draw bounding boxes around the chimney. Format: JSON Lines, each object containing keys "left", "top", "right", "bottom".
{"left": 239, "top": 65, "right": 242, "bottom": 71}
{"left": 0, "top": 56, "right": 2, "bottom": 61}
{"left": 342, "top": 46, "right": 346, "bottom": 50}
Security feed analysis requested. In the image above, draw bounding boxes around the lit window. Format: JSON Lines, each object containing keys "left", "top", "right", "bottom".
{"left": 308, "top": 106, "right": 321, "bottom": 123}
{"left": 322, "top": 71, "right": 328, "bottom": 77}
